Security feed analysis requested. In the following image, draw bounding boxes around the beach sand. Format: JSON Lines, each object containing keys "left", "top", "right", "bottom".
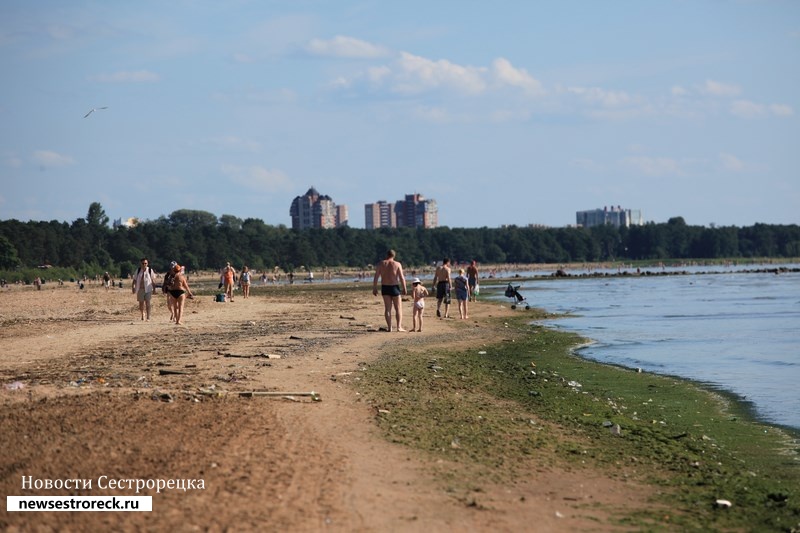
{"left": 0, "top": 280, "right": 650, "bottom": 531}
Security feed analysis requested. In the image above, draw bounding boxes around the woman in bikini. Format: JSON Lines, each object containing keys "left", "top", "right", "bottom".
{"left": 168, "top": 264, "right": 194, "bottom": 325}
{"left": 240, "top": 265, "right": 251, "bottom": 299}
{"left": 222, "top": 262, "right": 236, "bottom": 302}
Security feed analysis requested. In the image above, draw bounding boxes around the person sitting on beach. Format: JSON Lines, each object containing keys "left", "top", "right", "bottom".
{"left": 372, "top": 249, "right": 407, "bottom": 332}
{"left": 409, "top": 277, "right": 429, "bottom": 332}
{"left": 454, "top": 268, "right": 471, "bottom": 319}
{"left": 167, "top": 263, "right": 194, "bottom": 325}
{"left": 433, "top": 258, "right": 452, "bottom": 319}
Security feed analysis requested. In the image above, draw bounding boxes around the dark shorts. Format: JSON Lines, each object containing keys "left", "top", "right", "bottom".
{"left": 436, "top": 282, "right": 451, "bottom": 303}
{"left": 381, "top": 285, "right": 401, "bottom": 297}
{"left": 468, "top": 277, "right": 477, "bottom": 288}
{"left": 169, "top": 289, "right": 185, "bottom": 298}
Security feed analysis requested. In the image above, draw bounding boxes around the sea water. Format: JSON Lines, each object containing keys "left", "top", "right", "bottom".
{"left": 503, "top": 271, "right": 800, "bottom": 430}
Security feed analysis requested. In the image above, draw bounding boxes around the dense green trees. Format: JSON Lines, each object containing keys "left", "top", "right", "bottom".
{"left": 0, "top": 203, "right": 797, "bottom": 279}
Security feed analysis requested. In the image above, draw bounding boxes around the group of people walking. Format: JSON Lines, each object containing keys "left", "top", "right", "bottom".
{"left": 372, "top": 250, "right": 479, "bottom": 333}
{"left": 131, "top": 259, "right": 257, "bottom": 325}
{"left": 131, "top": 251, "right": 479, "bottom": 330}
{"left": 220, "top": 263, "right": 253, "bottom": 301}
{"left": 131, "top": 257, "right": 193, "bottom": 325}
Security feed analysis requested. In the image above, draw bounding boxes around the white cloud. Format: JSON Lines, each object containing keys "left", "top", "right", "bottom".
{"left": 701, "top": 79, "right": 741, "bottom": 97}
{"left": 568, "top": 86, "right": 634, "bottom": 107}
{"left": 367, "top": 65, "right": 392, "bottom": 84}
{"left": 232, "top": 52, "right": 255, "bottom": 64}
{"left": 306, "top": 35, "right": 389, "bottom": 58}
{"left": 769, "top": 103, "right": 794, "bottom": 116}
{"left": 730, "top": 99, "right": 765, "bottom": 118}
{"left": 730, "top": 100, "right": 793, "bottom": 118}
{"left": 3, "top": 154, "right": 22, "bottom": 168}
{"left": 32, "top": 150, "right": 75, "bottom": 168}
{"left": 491, "top": 58, "right": 544, "bottom": 95}
{"left": 621, "top": 156, "right": 686, "bottom": 177}
{"left": 89, "top": 70, "right": 160, "bottom": 83}
{"left": 345, "top": 54, "right": 546, "bottom": 98}
{"left": 671, "top": 85, "right": 689, "bottom": 96}
{"left": 328, "top": 76, "right": 353, "bottom": 90}
{"left": 221, "top": 164, "right": 292, "bottom": 191}
{"left": 719, "top": 152, "right": 745, "bottom": 172}
{"left": 394, "top": 52, "right": 488, "bottom": 94}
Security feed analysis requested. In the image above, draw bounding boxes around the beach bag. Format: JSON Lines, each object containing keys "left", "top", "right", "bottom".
{"left": 474, "top": 283, "right": 480, "bottom": 296}
{"left": 162, "top": 272, "right": 174, "bottom": 294}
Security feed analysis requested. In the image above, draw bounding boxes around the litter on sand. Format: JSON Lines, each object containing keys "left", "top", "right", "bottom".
{"left": 194, "top": 389, "right": 321, "bottom": 402}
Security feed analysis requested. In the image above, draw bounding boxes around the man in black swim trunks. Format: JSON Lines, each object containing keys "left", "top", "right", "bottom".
{"left": 433, "top": 257, "right": 452, "bottom": 318}
{"left": 372, "top": 249, "right": 408, "bottom": 332}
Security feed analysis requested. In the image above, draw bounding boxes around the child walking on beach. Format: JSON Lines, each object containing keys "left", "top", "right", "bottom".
{"left": 410, "top": 278, "right": 429, "bottom": 332}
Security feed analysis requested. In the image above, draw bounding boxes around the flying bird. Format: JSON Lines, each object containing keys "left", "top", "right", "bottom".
{"left": 84, "top": 106, "right": 108, "bottom": 118}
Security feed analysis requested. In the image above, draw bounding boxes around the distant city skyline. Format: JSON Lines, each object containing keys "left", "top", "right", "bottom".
{"left": 1, "top": 1, "right": 797, "bottom": 228}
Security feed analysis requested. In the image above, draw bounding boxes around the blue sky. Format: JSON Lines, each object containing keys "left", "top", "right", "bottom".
{"left": 1, "top": 0, "right": 798, "bottom": 229}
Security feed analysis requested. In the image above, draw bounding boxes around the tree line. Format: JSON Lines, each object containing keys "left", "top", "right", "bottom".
{"left": 0, "top": 203, "right": 798, "bottom": 280}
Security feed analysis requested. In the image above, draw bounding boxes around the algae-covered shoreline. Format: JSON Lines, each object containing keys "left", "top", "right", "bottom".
{"left": 357, "top": 308, "right": 800, "bottom": 531}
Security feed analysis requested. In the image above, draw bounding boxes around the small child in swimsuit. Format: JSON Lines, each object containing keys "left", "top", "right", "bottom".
{"left": 410, "top": 278, "right": 429, "bottom": 332}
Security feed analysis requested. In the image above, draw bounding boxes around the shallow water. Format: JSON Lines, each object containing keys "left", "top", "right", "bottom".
{"left": 499, "top": 271, "right": 800, "bottom": 430}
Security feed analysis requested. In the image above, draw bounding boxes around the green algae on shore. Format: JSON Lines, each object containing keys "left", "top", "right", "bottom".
{"left": 357, "top": 312, "right": 800, "bottom": 532}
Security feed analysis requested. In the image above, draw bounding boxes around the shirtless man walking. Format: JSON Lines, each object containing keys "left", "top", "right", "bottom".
{"left": 372, "top": 249, "right": 407, "bottom": 332}
{"left": 433, "top": 257, "right": 453, "bottom": 319}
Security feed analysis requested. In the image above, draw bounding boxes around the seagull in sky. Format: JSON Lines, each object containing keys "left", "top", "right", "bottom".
{"left": 84, "top": 106, "right": 108, "bottom": 118}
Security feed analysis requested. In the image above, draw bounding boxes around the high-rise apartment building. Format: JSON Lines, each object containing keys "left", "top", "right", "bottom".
{"left": 336, "top": 205, "right": 349, "bottom": 228}
{"left": 364, "top": 201, "right": 395, "bottom": 229}
{"left": 289, "top": 187, "right": 348, "bottom": 229}
{"left": 394, "top": 194, "right": 438, "bottom": 229}
{"left": 576, "top": 206, "right": 644, "bottom": 228}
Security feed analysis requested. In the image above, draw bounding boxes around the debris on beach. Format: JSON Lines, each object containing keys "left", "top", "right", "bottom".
{"left": 152, "top": 391, "right": 174, "bottom": 403}
{"left": 194, "top": 389, "right": 322, "bottom": 401}
{"left": 714, "top": 499, "right": 733, "bottom": 509}
{"left": 222, "top": 352, "right": 280, "bottom": 359}
{"left": 4, "top": 381, "right": 25, "bottom": 391}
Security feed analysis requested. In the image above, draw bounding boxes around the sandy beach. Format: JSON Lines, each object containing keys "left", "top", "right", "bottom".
{"left": 0, "top": 278, "right": 664, "bottom": 532}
